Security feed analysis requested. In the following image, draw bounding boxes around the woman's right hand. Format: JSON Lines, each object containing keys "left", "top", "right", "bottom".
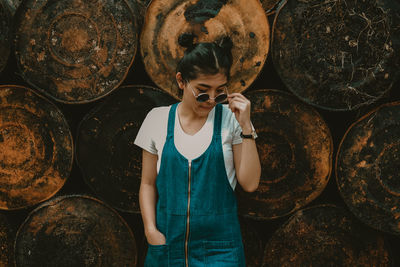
{"left": 145, "top": 228, "right": 166, "bottom": 245}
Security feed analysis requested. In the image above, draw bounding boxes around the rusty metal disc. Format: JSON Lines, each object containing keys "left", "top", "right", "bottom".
{"left": 336, "top": 101, "right": 400, "bottom": 235}
{"left": 271, "top": 0, "right": 400, "bottom": 111}
{"left": 0, "top": 0, "right": 11, "bottom": 73}
{"left": 263, "top": 205, "right": 392, "bottom": 266}
{"left": 236, "top": 89, "right": 333, "bottom": 219}
{"left": 14, "top": 195, "right": 137, "bottom": 266}
{"left": 14, "top": 0, "right": 139, "bottom": 104}
{"left": 140, "top": 0, "right": 270, "bottom": 99}
{"left": 75, "top": 85, "right": 177, "bottom": 213}
{"left": 0, "top": 213, "right": 14, "bottom": 266}
{"left": 0, "top": 85, "right": 73, "bottom": 210}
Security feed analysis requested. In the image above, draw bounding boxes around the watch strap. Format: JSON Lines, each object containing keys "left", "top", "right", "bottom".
{"left": 240, "top": 130, "right": 256, "bottom": 139}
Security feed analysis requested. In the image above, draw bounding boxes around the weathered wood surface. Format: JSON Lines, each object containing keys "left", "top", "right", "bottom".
{"left": 141, "top": 0, "right": 270, "bottom": 99}
{"left": 236, "top": 89, "right": 333, "bottom": 219}
{"left": 263, "top": 205, "right": 392, "bottom": 266}
{"left": 272, "top": 0, "right": 400, "bottom": 111}
{"left": 0, "top": 85, "right": 72, "bottom": 210}
{"left": 14, "top": 0, "right": 139, "bottom": 103}
{"left": 337, "top": 101, "right": 400, "bottom": 235}
{"left": 15, "top": 195, "right": 137, "bottom": 266}
{"left": 75, "top": 85, "right": 176, "bottom": 213}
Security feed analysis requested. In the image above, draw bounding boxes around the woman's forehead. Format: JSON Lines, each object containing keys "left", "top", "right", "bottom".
{"left": 191, "top": 72, "right": 228, "bottom": 86}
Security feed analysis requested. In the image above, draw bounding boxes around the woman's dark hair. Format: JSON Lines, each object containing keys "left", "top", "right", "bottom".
{"left": 176, "top": 34, "right": 233, "bottom": 82}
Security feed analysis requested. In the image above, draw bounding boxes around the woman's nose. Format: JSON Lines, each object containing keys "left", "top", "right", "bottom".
{"left": 208, "top": 92, "right": 218, "bottom": 101}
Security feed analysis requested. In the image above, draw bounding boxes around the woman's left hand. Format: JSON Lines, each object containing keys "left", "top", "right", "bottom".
{"left": 227, "top": 93, "right": 252, "bottom": 131}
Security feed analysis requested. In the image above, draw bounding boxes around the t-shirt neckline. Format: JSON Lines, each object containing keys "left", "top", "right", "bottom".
{"left": 176, "top": 102, "right": 215, "bottom": 137}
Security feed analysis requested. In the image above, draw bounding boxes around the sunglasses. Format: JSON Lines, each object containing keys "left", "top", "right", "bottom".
{"left": 186, "top": 81, "right": 228, "bottom": 103}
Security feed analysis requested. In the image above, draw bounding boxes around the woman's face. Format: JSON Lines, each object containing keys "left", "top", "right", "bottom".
{"left": 177, "top": 72, "right": 228, "bottom": 117}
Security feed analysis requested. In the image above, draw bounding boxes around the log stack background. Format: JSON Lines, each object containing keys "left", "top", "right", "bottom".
{"left": 1, "top": 0, "right": 400, "bottom": 266}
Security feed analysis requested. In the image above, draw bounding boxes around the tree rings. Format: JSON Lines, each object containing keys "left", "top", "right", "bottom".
{"left": 236, "top": 89, "right": 333, "bottom": 219}
{"left": 140, "top": 0, "right": 270, "bottom": 99}
{"left": 14, "top": 0, "right": 139, "bottom": 103}
{"left": 0, "top": 85, "right": 72, "bottom": 210}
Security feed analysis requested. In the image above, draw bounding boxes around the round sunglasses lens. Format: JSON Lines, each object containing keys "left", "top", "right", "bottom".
{"left": 197, "top": 94, "right": 209, "bottom": 102}
{"left": 215, "top": 93, "right": 227, "bottom": 103}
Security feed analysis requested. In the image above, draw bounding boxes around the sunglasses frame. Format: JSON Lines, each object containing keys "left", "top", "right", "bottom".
{"left": 186, "top": 81, "right": 229, "bottom": 104}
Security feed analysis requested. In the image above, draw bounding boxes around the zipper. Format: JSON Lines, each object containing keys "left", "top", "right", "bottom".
{"left": 185, "top": 160, "right": 192, "bottom": 267}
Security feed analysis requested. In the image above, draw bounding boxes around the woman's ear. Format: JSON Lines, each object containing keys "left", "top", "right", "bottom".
{"left": 176, "top": 72, "right": 185, "bottom": 90}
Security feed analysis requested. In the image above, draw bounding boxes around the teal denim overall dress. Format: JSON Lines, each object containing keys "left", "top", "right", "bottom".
{"left": 144, "top": 103, "right": 246, "bottom": 267}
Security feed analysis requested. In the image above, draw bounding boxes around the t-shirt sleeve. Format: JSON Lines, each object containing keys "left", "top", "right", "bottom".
{"left": 134, "top": 108, "right": 158, "bottom": 155}
{"left": 232, "top": 116, "right": 258, "bottom": 145}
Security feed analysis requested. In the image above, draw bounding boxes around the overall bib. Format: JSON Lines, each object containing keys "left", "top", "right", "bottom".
{"left": 144, "top": 103, "right": 246, "bottom": 267}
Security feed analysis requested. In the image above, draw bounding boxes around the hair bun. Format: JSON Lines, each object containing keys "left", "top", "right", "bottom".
{"left": 218, "top": 36, "right": 233, "bottom": 51}
{"left": 178, "top": 33, "right": 196, "bottom": 48}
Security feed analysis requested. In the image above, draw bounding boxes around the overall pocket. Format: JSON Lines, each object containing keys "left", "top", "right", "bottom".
{"left": 144, "top": 243, "right": 169, "bottom": 267}
{"left": 203, "top": 240, "right": 239, "bottom": 267}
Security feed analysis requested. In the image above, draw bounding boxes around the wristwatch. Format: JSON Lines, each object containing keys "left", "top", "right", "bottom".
{"left": 240, "top": 130, "right": 257, "bottom": 139}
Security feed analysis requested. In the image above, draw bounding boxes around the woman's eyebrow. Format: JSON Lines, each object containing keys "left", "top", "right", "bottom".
{"left": 197, "top": 83, "right": 228, "bottom": 88}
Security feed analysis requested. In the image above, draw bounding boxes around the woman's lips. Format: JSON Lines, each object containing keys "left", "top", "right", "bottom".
{"left": 200, "top": 105, "right": 213, "bottom": 110}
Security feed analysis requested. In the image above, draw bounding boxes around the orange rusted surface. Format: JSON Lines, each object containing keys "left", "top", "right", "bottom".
{"left": 15, "top": 195, "right": 137, "bottom": 266}
{"left": 140, "top": 0, "right": 270, "bottom": 100}
{"left": 271, "top": 0, "right": 400, "bottom": 111}
{"left": 0, "top": 1, "right": 11, "bottom": 73}
{"left": 0, "top": 85, "right": 72, "bottom": 210}
{"left": 14, "top": 0, "right": 139, "bottom": 103}
{"left": 263, "top": 205, "right": 392, "bottom": 266}
{"left": 236, "top": 89, "right": 333, "bottom": 219}
{"left": 0, "top": 213, "right": 14, "bottom": 266}
{"left": 336, "top": 101, "right": 400, "bottom": 235}
{"left": 75, "top": 85, "right": 176, "bottom": 213}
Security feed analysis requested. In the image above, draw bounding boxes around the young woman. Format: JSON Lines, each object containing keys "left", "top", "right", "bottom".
{"left": 134, "top": 36, "right": 261, "bottom": 266}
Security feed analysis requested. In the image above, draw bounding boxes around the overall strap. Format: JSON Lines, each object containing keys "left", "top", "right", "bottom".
{"left": 167, "top": 103, "right": 179, "bottom": 138}
{"left": 214, "top": 104, "right": 222, "bottom": 138}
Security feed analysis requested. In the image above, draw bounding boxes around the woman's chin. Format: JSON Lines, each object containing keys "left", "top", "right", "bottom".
{"left": 198, "top": 105, "right": 213, "bottom": 112}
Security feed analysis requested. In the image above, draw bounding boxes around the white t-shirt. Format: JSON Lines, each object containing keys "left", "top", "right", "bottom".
{"left": 134, "top": 102, "right": 257, "bottom": 190}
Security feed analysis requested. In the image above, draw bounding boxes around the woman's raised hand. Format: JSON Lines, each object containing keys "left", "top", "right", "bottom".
{"left": 227, "top": 93, "right": 252, "bottom": 132}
